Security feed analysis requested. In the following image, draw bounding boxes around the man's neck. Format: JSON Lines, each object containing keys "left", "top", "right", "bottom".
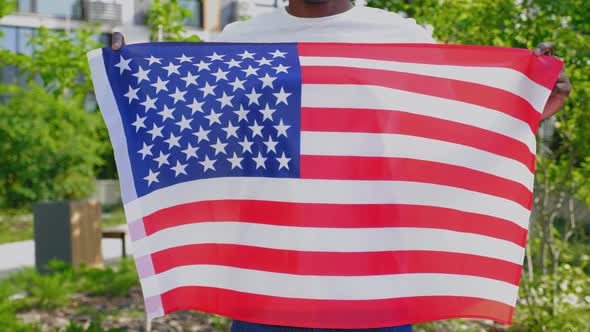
{"left": 287, "top": 0, "right": 354, "bottom": 18}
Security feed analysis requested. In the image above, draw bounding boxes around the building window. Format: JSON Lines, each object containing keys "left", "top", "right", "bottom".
{"left": 16, "top": 0, "right": 83, "bottom": 19}
{"left": 36, "top": 0, "right": 83, "bottom": 19}
{"left": 17, "top": 0, "right": 33, "bottom": 12}
{"left": 0, "top": 26, "right": 36, "bottom": 55}
{"left": 0, "top": 26, "right": 17, "bottom": 53}
{"left": 179, "top": 0, "right": 203, "bottom": 28}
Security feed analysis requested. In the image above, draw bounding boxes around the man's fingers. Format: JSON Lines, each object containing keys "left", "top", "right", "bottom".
{"left": 112, "top": 32, "right": 125, "bottom": 50}
{"left": 553, "top": 82, "right": 572, "bottom": 96}
{"left": 534, "top": 41, "right": 554, "bottom": 56}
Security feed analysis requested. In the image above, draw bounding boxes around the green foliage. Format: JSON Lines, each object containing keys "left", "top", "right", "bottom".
{"left": 60, "top": 321, "right": 123, "bottom": 332}
{"left": 0, "top": 84, "right": 102, "bottom": 208}
{"left": 146, "top": 0, "right": 202, "bottom": 42}
{"left": 1, "top": 26, "right": 103, "bottom": 99}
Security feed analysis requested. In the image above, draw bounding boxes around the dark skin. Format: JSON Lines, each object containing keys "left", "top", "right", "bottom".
{"left": 111, "top": 0, "right": 571, "bottom": 119}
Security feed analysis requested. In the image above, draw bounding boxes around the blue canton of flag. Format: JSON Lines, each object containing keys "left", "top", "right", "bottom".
{"left": 102, "top": 43, "right": 302, "bottom": 198}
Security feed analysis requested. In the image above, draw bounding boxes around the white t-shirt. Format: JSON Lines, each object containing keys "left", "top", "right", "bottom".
{"left": 215, "top": 5, "right": 435, "bottom": 43}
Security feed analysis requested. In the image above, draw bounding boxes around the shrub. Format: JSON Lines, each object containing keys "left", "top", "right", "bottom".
{"left": 0, "top": 84, "right": 102, "bottom": 208}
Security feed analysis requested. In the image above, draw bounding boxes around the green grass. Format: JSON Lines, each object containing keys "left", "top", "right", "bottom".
{"left": 0, "top": 206, "right": 127, "bottom": 245}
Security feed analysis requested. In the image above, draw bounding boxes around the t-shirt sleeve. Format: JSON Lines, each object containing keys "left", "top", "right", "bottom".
{"left": 214, "top": 21, "right": 242, "bottom": 42}
{"left": 401, "top": 17, "right": 437, "bottom": 44}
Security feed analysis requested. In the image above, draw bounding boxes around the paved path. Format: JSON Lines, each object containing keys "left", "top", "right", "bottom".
{"left": 0, "top": 234, "right": 133, "bottom": 277}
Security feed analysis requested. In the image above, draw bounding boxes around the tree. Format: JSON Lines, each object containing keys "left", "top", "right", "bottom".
{"left": 145, "top": 0, "right": 201, "bottom": 42}
{"left": 0, "top": 84, "right": 103, "bottom": 208}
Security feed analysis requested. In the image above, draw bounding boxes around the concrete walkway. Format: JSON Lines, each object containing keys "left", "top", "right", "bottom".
{"left": 0, "top": 235, "right": 133, "bottom": 277}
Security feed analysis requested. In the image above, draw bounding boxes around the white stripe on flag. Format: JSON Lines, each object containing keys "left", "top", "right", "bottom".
{"left": 139, "top": 265, "right": 519, "bottom": 305}
{"left": 299, "top": 56, "right": 551, "bottom": 113}
{"left": 301, "top": 131, "right": 534, "bottom": 190}
{"left": 123, "top": 178, "right": 532, "bottom": 227}
{"left": 301, "top": 84, "right": 537, "bottom": 154}
{"left": 131, "top": 222, "right": 525, "bottom": 264}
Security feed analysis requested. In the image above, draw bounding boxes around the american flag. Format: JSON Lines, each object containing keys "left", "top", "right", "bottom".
{"left": 88, "top": 42, "right": 562, "bottom": 328}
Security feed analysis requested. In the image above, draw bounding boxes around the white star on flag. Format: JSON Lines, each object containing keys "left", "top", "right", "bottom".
{"left": 131, "top": 114, "right": 147, "bottom": 132}
{"left": 239, "top": 136, "right": 254, "bottom": 154}
{"left": 242, "top": 65, "right": 260, "bottom": 77}
{"left": 115, "top": 55, "right": 132, "bottom": 74}
{"left": 153, "top": 151, "right": 171, "bottom": 168}
{"left": 237, "top": 50, "right": 255, "bottom": 59}
{"left": 259, "top": 104, "right": 277, "bottom": 122}
{"left": 164, "top": 133, "right": 182, "bottom": 149}
{"left": 205, "top": 109, "right": 223, "bottom": 126}
{"left": 199, "top": 155, "right": 217, "bottom": 172}
{"left": 147, "top": 123, "right": 165, "bottom": 140}
{"left": 227, "top": 152, "right": 244, "bottom": 169}
{"left": 169, "top": 87, "right": 187, "bottom": 104}
{"left": 144, "top": 169, "right": 159, "bottom": 186}
{"left": 228, "top": 77, "right": 246, "bottom": 92}
{"left": 182, "top": 143, "right": 199, "bottom": 160}
{"left": 273, "top": 87, "right": 291, "bottom": 105}
{"left": 181, "top": 72, "right": 199, "bottom": 87}
{"left": 263, "top": 136, "right": 279, "bottom": 154}
{"left": 269, "top": 49, "right": 288, "bottom": 58}
{"left": 274, "top": 119, "right": 291, "bottom": 138}
{"left": 216, "top": 92, "right": 234, "bottom": 109}
{"left": 193, "top": 126, "right": 211, "bottom": 143}
{"left": 250, "top": 120, "right": 264, "bottom": 138}
{"left": 158, "top": 105, "right": 175, "bottom": 121}
{"left": 276, "top": 152, "right": 291, "bottom": 170}
{"left": 234, "top": 105, "right": 250, "bottom": 122}
{"left": 225, "top": 59, "right": 242, "bottom": 69}
{"left": 207, "top": 52, "right": 225, "bottom": 61}
{"left": 187, "top": 98, "right": 205, "bottom": 114}
{"left": 211, "top": 138, "right": 228, "bottom": 156}
{"left": 194, "top": 60, "right": 211, "bottom": 72}
{"left": 124, "top": 86, "right": 140, "bottom": 103}
{"left": 252, "top": 152, "right": 267, "bottom": 169}
{"left": 222, "top": 122, "right": 239, "bottom": 139}
{"left": 170, "top": 161, "right": 188, "bottom": 177}
{"left": 273, "top": 64, "right": 290, "bottom": 74}
{"left": 211, "top": 68, "right": 229, "bottom": 82}
{"left": 138, "top": 142, "right": 154, "bottom": 160}
{"left": 133, "top": 66, "right": 151, "bottom": 83}
{"left": 144, "top": 55, "right": 162, "bottom": 66}
{"left": 199, "top": 82, "right": 216, "bottom": 97}
{"left": 151, "top": 77, "right": 169, "bottom": 93}
{"left": 245, "top": 88, "right": 262, "bottom": 105}
{"left": 256, "top": 57, "right": 273, "bottom": 66}
{"left": 140, "top": 95, "right": 158, "bottom": 111}
{"left": 175, "top": 54, "right": 193, "bottom": 63}
{"left": 259, "top": 73, "right": 277, "bottom": 89}
{"left": 176, "top": 115, "right": 193, "bottom": 132}
{"left": 162, "top": 62, "right": 181, "bottom": 76}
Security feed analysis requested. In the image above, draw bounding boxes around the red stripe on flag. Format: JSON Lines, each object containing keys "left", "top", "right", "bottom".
{"left": 151, "top": 244, "right": 522, "bottom": 285}
{"left": 142, "top": 201, "right": 527, "bottom": 246}
{"left": 301, "top": 107, "right": 535, "bottom": 171}
{"left": 297, "top": 42, "right": 562, "bottom": 90}
{"left": 301, "top": 66, "right": 541, "bottom": 131}
{"left": 161, "top": 286, "right": 514, "bottom": 328}
{"left": 300, "top": 156, "right": 532, "bottom": 209}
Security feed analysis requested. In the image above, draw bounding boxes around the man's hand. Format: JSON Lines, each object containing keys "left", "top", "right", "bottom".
{"left": 112, "top": 32, "right": 126, "bottom": 50}
{"left": 534, "top": 42, "right": 572, "bottom": 120}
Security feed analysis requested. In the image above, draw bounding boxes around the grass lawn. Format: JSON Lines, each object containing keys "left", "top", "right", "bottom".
{"left": 0, "top": 206, "right": 127, "bottom": 245}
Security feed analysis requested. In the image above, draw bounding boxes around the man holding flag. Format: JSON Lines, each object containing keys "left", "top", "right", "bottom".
{"left": 107, "top": 0, "right": 571, "bottom": 331}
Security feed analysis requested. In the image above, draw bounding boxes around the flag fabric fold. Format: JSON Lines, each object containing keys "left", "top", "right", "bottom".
{"left": 88, "top": 42, "right": 562, "bottom": 328}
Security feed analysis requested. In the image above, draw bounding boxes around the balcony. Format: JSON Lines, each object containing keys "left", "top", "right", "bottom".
{"left": 83, "top": 0, "right": 122, "bottom": 25}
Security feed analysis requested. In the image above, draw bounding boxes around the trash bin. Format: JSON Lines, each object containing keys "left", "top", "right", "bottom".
{"left": 33, "top": 199, "right": 104, "bottom": 273}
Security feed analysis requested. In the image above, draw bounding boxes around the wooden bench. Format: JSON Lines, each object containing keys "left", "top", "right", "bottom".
{"left": 102, "top": 224, "right": 128, "bottom": 258}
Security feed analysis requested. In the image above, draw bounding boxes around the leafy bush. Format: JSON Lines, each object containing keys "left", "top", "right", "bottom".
{"left": 0, "top": 84, "right": 103, "bottom": 208}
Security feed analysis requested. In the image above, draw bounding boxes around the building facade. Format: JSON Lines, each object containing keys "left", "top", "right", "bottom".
{"left": 0, "top": 0, "right": 288, "bottom": 52}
